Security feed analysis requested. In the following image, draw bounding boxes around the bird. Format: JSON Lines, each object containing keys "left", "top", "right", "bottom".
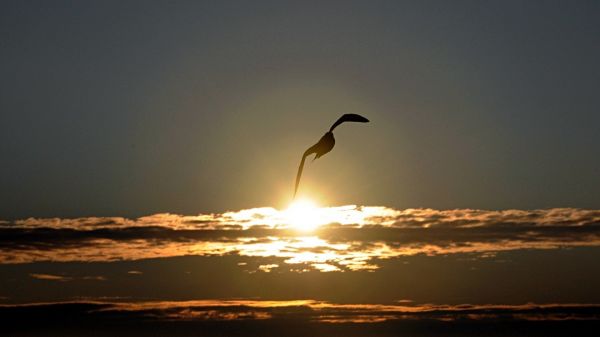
{"left": 294, "top": 113, "right": 369, "bottom": 197}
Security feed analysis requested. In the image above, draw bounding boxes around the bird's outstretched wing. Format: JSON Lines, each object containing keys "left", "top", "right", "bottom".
{"left": 329, "top": 113, "right": 370, "bottom": 132}
{"left": 294, "top": 144, "right": 318, "bottom": 197}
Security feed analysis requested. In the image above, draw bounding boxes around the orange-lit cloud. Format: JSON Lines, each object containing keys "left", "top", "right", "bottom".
{"left": 2, "top": 207, "right": 600, "bottom": 271}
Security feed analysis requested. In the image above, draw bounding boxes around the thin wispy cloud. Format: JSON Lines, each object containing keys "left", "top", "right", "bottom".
{"left": 29, "top": 273, "right": 106, "bottom": 282}
{"left": 29, "top": 273, "right": 72, "bottom": 282}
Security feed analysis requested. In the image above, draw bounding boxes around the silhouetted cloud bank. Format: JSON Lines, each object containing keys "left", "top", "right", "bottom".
{"left": 2, "top": 300, "right": 600, "bottom": 337}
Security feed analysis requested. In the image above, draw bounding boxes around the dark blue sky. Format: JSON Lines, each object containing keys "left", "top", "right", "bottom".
{"left": 1, "top": 0, "right": 599, "bottom": 218}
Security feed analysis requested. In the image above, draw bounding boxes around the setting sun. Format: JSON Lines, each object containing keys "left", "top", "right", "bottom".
{"left": 284, "top": 199, "right": 323, "bottom": 231}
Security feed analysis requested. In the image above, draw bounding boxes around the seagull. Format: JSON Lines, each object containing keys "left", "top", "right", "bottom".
{"left": 294, "top": 113, "right": 369, "bottom": 197}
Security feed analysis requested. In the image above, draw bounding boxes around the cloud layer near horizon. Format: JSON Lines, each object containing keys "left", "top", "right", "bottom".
{"left": 2, "top": 206, "right": 600, "bottom": 271}
{"left": 5, "top": 300, "right": 600, "bottom": 337}
{"left": 2, "top": 300, "right": 600, "bottom": 323}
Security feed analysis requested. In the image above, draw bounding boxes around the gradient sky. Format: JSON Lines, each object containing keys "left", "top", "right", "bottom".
{"left": 1, "top": 0, "right": 599, "bottom": 219}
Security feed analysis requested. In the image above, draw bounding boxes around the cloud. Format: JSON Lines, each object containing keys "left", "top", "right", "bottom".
{"left": 29, "top": 273, "right": 106, "bottom": 282}
{"left": 81, "top": 276, "right": 106, "bottom": 281}
{"left": 2, "top": 300, "right": 600, "bottom": 323}
{"left": 2, "top": 207, "right": 600, "bottom": 271}
{"left": 2, "top": 300, "right": 600, "bottom": 337}
{"left": 29, "top": 273, "right": 72, "bottom": 282}
{"left": 258, "top": 264, "right": 279, "bottom": 272}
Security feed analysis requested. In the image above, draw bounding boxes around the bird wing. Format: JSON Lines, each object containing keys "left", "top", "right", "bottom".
{"left": 294, "top": 144, "right": 318, "bottom": 197}
{"left": 329, "top": 113, "right": 369, "bottom": 132}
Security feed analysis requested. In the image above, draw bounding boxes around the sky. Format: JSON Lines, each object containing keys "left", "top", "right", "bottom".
{"left": 1, "top": 0, "right": 600, "bottom": 218}
{"left": 1, "top": 1, "right": 600, "bottom": 336}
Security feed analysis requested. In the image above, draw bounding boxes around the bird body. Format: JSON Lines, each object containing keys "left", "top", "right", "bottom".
{"left": 294, "top": 114, "right": 369, "bottom": 197}
{"left": 308, "top": 131, "right": 335, "bottom": 160}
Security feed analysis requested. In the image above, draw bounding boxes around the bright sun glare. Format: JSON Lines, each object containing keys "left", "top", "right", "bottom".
{"left": 284, "top": 199, "right": 323, "bottom": 231}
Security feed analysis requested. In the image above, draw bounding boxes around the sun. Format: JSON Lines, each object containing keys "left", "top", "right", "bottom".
{"left": 284, "top": 199, "right": 322, "bottom": 231}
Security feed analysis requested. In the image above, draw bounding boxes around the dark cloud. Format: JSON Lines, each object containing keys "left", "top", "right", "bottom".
{"left": 1, "top": 300, "right": 600, "bottom": 337}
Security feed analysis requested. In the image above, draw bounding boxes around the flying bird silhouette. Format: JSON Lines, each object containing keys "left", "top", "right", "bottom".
{"left": 294, "top": 113, "right": 369, "bottom": 197}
